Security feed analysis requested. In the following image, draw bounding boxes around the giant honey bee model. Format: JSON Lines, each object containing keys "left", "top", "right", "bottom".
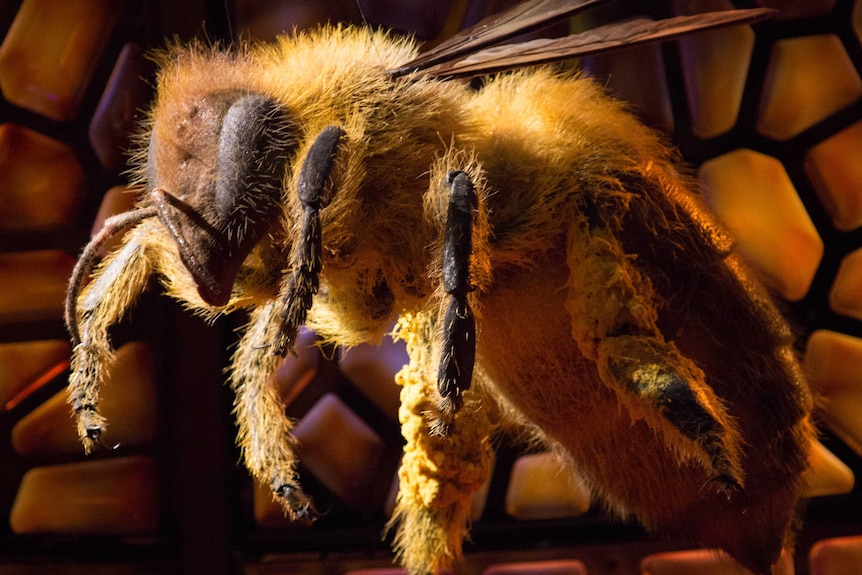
{"left": 65, "top": 2, "right": 812, "bottom": 574}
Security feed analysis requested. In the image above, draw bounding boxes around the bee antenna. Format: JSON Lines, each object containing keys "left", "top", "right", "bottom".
{"left": 353, "top": 0, "right": 387, "bottom": 69}
{"left": 65, "top": 206, "right": 158, "bottom": 347}
{"left": 354, "top": 0, "right": 370, "bottom": 28}
{"left": 223, "top": 0, "right": 235, "bottom": 42}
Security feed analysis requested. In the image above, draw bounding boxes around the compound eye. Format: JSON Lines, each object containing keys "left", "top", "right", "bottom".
{"left": 148, "top": 92, "right": 296, "bottom": 306}
{"left": 214, "top": 94, "right": 296, "bottom": 220}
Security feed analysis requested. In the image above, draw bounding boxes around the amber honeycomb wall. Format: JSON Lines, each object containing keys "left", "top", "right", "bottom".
{"left": 0, "top": 1, "right": 862, "bottom": 574}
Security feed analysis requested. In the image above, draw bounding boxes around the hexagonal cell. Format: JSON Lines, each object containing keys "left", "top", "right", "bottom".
{"left": 803, "top": 440, "right": 855, "bottom": 498}
{"left": 641, "top": 548, "right": 794, "bottom": 575}
{"left": 805, "top": 330, "right": 862, "bottom": 455}
{"left": 10, "top": 456, "right": 159, "bottom": 534}
{"left": 0, "top": 250, "right": 77, "bottom": 322}
{"left": 809, "top": 535, "right": 862, "bottom": 575}
{"left": 806, "top": 121, "right": 862, "bottom": 231}
{"left": 0, "top": 340, "right": 70, "bottom": 411}
{"left": 253, "top": 390, "right": 394, "bottom": 526}
{"left": 0, "top": 0, "right": 121, "bottom": 121}
{"left": 758, "top": 34, "right": 862, "bottom": 141}
{"left": 830, "top": 247, "right": 862, "bottom": 321}
{"left": 89, "top": 43, "right": 151, "bottom": 172}
{"left": 12, "top": 342, "right": 158, "bottom": 456}
{"left": 674, "top": 0, "right": 755, "bottom": 139}
{"left": 293, "top": 393, "right": 386, "bottom": 505}
{"left": 0, "top": 123, "right": 85, "bottom": 233}
{"left": 504, "top": 452, "right": 590, "bottom": 520}
{"left": 269, "top": 327, "right": 321, "bottom": 407}
{"left": 339, "top": 330, "right": 407, "bottom": 419}
{"left": 699, "top": 149, "right": 823, "bottom": 301}
{"left": 483, "top": 560, "right": 589, "bottom": 575}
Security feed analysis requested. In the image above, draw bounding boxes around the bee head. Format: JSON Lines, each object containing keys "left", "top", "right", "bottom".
{"left": 146, "top": 90, "right": 296, "bottom": 306}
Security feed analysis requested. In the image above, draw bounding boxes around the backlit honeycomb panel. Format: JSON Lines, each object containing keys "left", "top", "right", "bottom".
{"left": 674, "top": 0, "right": 756, "bottom": 139}
{"left": 0, "top": 0, "right": 121, "bottom": 122}
{"left": 699, "top": 148, "right": 823, "bottom": 301}
{"left": 0, "top": 1, "right": 861, "bottom": 574}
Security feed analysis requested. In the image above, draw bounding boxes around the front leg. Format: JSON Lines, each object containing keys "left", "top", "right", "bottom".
{"left": 66, "top": 219, "right": 157, "bottom": 452}
{"left": 241, "top": 125, "right": 343, "bottom": 518}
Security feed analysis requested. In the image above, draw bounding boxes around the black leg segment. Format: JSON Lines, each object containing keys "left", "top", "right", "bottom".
{"left": 608, "top": 354, "right": 743, "bottom": 497}
{"left": 274, "top": 125, "right": 345, "bottom": 356}
{"left": 435, "top": 171, "right": 478, "bottom": 436}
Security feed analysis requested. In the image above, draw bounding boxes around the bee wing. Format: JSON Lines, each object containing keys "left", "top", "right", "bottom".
{"left": 394, "top": 8, "right": 774, "bottom": 79}
{"left": 389, "top": 0, "right": 608, "bottom": 77}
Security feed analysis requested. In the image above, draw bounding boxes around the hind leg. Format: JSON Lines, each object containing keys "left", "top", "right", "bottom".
{"left": 565, "top": 220, "right": 744, "bottom": 491}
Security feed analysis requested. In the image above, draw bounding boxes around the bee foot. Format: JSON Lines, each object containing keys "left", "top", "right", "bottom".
{"left": 273, "top": 482, "right": 319, "bottom": 524}
{"left": 82, "top": 427, "right": 120, "bottom": 452}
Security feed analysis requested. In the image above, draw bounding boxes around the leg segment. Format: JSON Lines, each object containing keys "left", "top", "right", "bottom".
{"left": 66, "top": 221, "right": 157, "bottom": 452}
{"left": 231, "top": 301, "right": 316, "bottom": 522}
{"left": 388, "top": 312, "right": 493, "bottom": 575}
{"left": 566, "top": 221, "right": 743, "bottom": 490}
{"left": 434, "top": 171, "right": 477, "bottom": 436}
{"left": 273, "top": 125, "right": 345, "bottom": 356}
{"left": 243, "top": 125, "right": 345, "bottom": 516}
{"left": 65, "top": 207, "right": 158, "bottom": 347}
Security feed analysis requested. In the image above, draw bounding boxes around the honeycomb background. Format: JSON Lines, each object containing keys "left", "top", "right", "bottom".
{"left": 0, "top": 1, "right": 861, "bottom": 574}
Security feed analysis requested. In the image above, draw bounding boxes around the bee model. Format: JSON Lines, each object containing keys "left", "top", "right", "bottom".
{"left": 65, "top": 2, "right": 813, "bottom": 574}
